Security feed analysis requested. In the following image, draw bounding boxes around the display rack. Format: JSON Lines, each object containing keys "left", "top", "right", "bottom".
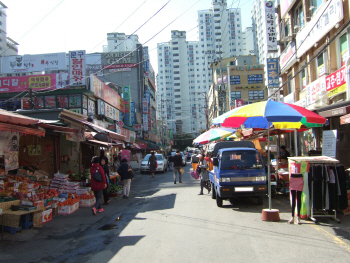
{"left": 288, "top": 156, "right": 340, "bottom": 224}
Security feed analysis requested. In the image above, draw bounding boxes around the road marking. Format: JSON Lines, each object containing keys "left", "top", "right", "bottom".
{"left": 311, "top": 224, "right": 350, "bottom": 253}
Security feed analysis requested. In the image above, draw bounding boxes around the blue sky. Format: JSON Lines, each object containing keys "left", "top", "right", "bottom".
{"left": 7, "top": 0, "right": 255, "bottom": 72}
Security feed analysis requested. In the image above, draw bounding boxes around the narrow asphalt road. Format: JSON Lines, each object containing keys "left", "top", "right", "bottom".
{"left": 1, "top": 162, "right": 350, "bottom": 263}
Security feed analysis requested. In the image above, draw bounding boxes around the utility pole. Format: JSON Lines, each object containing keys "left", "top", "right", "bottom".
{"left": 28, "top": 88, "right": 34, "bottom": 109}
{"left": 196, "top": 92, "right": 209, "bottom": 131}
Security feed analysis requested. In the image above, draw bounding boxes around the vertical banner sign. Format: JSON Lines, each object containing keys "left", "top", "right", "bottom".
{"left": 130, "top": 102, "right": 135, "bottom": 126}
{"left": 264, "top": 1, "right": 277, "bottom": 52}
{"left": 145, "top": 89, "right": 151, "bottom": 107}
{"left": 142, "top": 98, "right": 148, "bottom": 114}
{"left": 69, "top": 50, "right": 86, "bottom": 86}
{"left": 322, "top": 130, "right": 337, "bottom": 157}
{"left": 123, "top": 86, "right": 131, "bottom": 126}
{"left": 267, "top": 58, "right": 279, "bottom": 88}
{"left": 143, "top": 114, "right": 148, "bottom": 131}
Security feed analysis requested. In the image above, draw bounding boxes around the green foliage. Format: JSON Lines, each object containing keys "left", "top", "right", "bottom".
{"left": 173, "top": 133, "right": 194, "bottom": 151}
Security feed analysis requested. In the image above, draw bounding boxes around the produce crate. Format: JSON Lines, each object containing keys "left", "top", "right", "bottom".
{"left": 38, "top": 181, "right": 50, "bottom": 186}
{"left": 79, "top": 198, "right": 96, "bottom": 207}
{"left": 58, "top": 202, "right": 79, "bottom": 215}
{"left": 42, "top": 209, "right": 52, "bottom": 223}
{"left": 76, "top": 188, "right": 87, "bottom": 195}
{"left": 33, "top": 211, "right": 43, "bottom": 227}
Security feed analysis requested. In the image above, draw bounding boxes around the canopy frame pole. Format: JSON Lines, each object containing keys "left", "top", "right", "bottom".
{"left": 294, "top": 129, "right": 298, "bottom": 157}
{"left": 268, "top": 122, "right": 271, "bottom": 210}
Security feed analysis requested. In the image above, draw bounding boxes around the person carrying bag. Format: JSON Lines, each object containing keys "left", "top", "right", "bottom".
{"left": 117, "top": 158, "right": 134, "bottom": 199}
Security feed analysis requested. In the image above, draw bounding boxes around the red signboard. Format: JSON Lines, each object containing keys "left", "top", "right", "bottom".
{"left": 120, "top": 127, "right": 130, "bottom": 142}
{"left": 0, "top": 74, "right": 65, "bottom": 93}
{"left": 103, "top": 63, "right": 138, "bottom": 69}
{"left": 90, "top": 75, "right": 124, "bottom": 112}
{"left": 235, "top": 99, "right": 244, "bottom": 107}
{"left": 326, "top": 66, "right": 346, "bottom": 92}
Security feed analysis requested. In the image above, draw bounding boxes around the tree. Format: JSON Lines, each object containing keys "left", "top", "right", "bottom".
{"left": 173, "top": 133, "right": 194, "bottom": 151}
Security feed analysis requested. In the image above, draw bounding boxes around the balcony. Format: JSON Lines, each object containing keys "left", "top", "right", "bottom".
{"left": 279, "top": 19, "right": 293, "bottom": 43}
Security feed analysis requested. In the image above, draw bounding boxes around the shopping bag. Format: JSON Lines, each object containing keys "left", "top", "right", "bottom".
{"left": 190, "top": 170, "right": 199, "bottom": 180}
{"left": 179, "top": 167, "right": 185, "bottom": 174}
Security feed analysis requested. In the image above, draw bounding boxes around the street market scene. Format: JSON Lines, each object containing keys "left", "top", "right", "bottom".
{"left": 2, "top": 0, "right": 350, "bottom": 262}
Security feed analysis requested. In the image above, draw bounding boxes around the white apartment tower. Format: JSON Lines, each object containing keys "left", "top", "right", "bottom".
{"left": 0, "top": 2, "right": 19, "bottom": 56}
{"left": 242, "top": 27, "right": 255, "bottom": 56}
{"left": 157, "top": 0, "right": 243, "bottom": 135}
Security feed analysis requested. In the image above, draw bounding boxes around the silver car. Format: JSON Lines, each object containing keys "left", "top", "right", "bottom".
{"left": 140, "top": 154, "right": 168, "bottom": 174}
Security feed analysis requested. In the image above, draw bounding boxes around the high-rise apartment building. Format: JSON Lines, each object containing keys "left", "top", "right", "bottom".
{"left": 157, "top": 0, "right": 243, "bottom": 135}
{"left": 242, "top": 27, "right": 255, "bottom": 56}
{"left": 0, "top": 2, "right": 19, "bottom": 56}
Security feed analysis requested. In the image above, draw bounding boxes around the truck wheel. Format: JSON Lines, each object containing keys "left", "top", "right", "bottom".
{"left": 257, "top": 196, "right": 263, "bottom": 205}
{"left": 211, "top": 184, "right": 216, "bottom": 199}
{"left": 216, "top": 193, "right": 223, "bottom": 207}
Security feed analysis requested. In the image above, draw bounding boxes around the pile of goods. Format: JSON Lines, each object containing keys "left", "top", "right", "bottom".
{"left": 57, "top": 197, "right": 80, "bottom": 215}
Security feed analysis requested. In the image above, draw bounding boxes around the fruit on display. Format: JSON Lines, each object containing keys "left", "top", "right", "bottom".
{"left": 79, "top": 194, "right": 94, "bottom": 199}
{"left": 9, "top": 175, "right": 30, "bottom": 183}
{"left": 58, "top": 198, "right": 80, "bottom": 206}
{"left": 18, "top": 183, "right": 28, "bottom": 193}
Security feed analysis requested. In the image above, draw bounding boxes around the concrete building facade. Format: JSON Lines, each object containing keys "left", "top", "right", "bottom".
{"left": 0, "top": 2, "right": 18, "bottom": 57}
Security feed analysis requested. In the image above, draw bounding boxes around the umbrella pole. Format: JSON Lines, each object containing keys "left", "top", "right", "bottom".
{"left": 262, "top": 122, "right": 280, "bottom": 222}
{"left": 268, "top": 123, "right": 271, "bottom": 210}
{"left": 294, "top": 129, "right": 298, "bottom": 156}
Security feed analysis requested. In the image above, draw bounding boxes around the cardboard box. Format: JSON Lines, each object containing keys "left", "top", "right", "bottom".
{"left": 338, "top": 205, "right": 350, "bottom": 215}
{"left": 79, "top": 198, "right": 96, "bottom": 207}
{"left": 42, "top": 209, "right": 52, "bottom": 223}
{"left": 58, "top": 202, "right": 79, "bottom": 215}
{"left": 33, "top": 211, "right": 43, "bottom": 227}
{"left": 33, "top": 200, "right": 44, "bottom": 210}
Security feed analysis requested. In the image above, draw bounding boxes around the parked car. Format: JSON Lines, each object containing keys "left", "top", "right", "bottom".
{"left": 171, "top": 152, "right": 186, "bottom": 166}
{"left": 140, "top": 154, "right": 168, "bottom": 174}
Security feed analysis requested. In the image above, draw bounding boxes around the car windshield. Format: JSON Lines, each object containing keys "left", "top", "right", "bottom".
{"left": 220, "top": 150, "right": 263, "bottom": 170}
{"left": 143, "top": 154, "right": 163, "bottom": 161}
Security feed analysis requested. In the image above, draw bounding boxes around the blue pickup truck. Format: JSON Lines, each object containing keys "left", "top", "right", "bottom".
{"left": 208, "top": 141, "right": 267, "bottom": 207}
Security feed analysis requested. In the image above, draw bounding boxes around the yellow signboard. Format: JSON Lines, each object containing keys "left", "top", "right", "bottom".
{"left": 29, "top": 76, "right": 52, "bottom": 89}
{"left": 328, "top": 83, "right": 346, "bottom": 97}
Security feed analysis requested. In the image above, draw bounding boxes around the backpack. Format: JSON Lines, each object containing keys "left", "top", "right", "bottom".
{"left": 94, "top": 169, "right": 103, "bottom": 182}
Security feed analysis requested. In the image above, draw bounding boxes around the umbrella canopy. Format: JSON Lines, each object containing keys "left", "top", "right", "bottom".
{"left": 193, "top": 128, "right": 236, "bottom": 145}
{"left": 212, "top": 100, "right": 327, "bottom": 129}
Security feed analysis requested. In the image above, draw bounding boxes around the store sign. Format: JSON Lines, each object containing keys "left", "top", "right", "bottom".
{"left": 57, "top": 96, "right": 68, "bottom": 108}
{"left": 0, "top": 73, "right": 68, "bottom": 93}
{"left": 2, "top": 52, "right": 66, "bottom": 74}
{"left": 120, "top": 127, "right": 130, "bottom": 142}
{"left": 103, "top": 63, "right": 137, "bottom": 69}
{"left": 123, "top": 86, "right": 131, "bottom": 126}
{"left": 143, "top": 114, "right": 148, "bottom": 131}
{"left": 231, "top": 65, "right": 263, "bottom": 71}
{"left": 322, "top": 130, "right": 337, "bottom": 157}
{"left": 130, "top": 102, "right": 135, "bottom": 126}
{"left": 305, "top": 76, "right": 326, "bottom": 106}
{"left": 283, "top": 92, "right": 295, "bottom": 104}
{"left": 109, "top": 68, "right": 132, "bottom": 73}
{"left": 69, "top": 50, "right": 86, "bottom": 86}
{"left": 88, "top": 99, "right": 95, "bottom": 115}
{"left": 83, "top": 95, "right": 88, "bottom": 109}
{"left": 90, "top": 74, "right": 124, "bottom": 112}
{"left": 142, "top": 98, "right": 148, "bottom": 114}
{"left": 145, "top": 89, "right": 151, "bottom": 107}
{"left": 134, "top": 124, "right": 142, "bottom": 131}
{"left": 264, "top": 1, "right": 277, "bottom": 52}
{"left": 235, "top": 99, "right": 244, "bottom": 108}
{"left": 280, "top": 41, "right": 297, "bottom": 73}
{"left": 267, "top": 58, "right": 279, "bottom": 88}
{"left": 326, "top": 66, "right": 346, "bottom": 97}
{"left": 97, "top": 99, "right": 120, "bottom": 121}
{"left": 293, "top": 98, "right": 307, "bottom": 108}
{"left": 319, "top": 106, "right": 350, "bottom": 118}
{"left": 248, "top": 74, "right": 263, "bottom": 84}
{"left": 296, "top": 0, "right": 344, "bottom": 58}
{"left": 69, "top": 94, "right": 81, "bottom": 108}
{"left": 230, "top": 75, "right": 240, "bottom": 85}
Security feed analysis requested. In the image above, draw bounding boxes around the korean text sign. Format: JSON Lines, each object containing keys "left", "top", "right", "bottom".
{"left": 267, "top": 58, "right": 279, "bottom": 88}
{"left": 264, "top": 1, "right": 277, "bottom": 52}
{"left": 69, "top": 50, "right": 86, "bottom": 86}
{"left": 0, "top": 74, "right": 67, "bottom": 93}
{"left": 123, "top": 86, "right": 131, "bottom": 126}
{"left": 326, "top": 66, "right": 346, "bottom": 93}
{"left": 2, "top": 53, "right": 66, "bottom": 74}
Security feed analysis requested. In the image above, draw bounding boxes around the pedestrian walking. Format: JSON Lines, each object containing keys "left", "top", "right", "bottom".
{"left": 167, "top": 152, "right": 174, "bottom": 171}
{"left": 117, "top": 158, "right": 134, "bottom": 199}
{"left": 90, "top": 156, "right": 107, "bottom": 215}
{"left": 173, "top": 150, "right": 183, "bottom": 184}
{"left": 101, "top": 158, "right": 111, "bottom": 205}
{"left": 148, "top": 152, "right": 157, "bottom": 178}
{"left": 198, "top": 154, "right": 211, "bottom": 195}
{"left": 191, "top": 150, "right": 199, "bottom": 171}
{"left": 100, "top": 150, "right": 109, "bottom": 165}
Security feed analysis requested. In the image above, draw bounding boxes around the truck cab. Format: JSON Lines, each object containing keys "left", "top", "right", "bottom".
{"left": 208, "top": 142, "right": 267, "bottom": 207}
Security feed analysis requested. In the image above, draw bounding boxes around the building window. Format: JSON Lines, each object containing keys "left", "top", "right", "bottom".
{"left": 287, "top": 74, "right": 293, "bottom": 94}
{"left": 316, "top": 52, "right": 325, "bottom": 78}
{"left": 339, "top": 33, "right": 348, "bottom": 67}
{"left": 231, "top": 91, "right": 241, "bottom": 100}
{"left": 249, "top": 90, "right": 264, "bottom": 100}
{"left": 294, "top": 4, "right": 304, "bottom": 33}
{"left": 310, "top": 0, "right": 323, "bottom": 16}
{"left": 300, "top": 66, "right": 308, "bottom": 90}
